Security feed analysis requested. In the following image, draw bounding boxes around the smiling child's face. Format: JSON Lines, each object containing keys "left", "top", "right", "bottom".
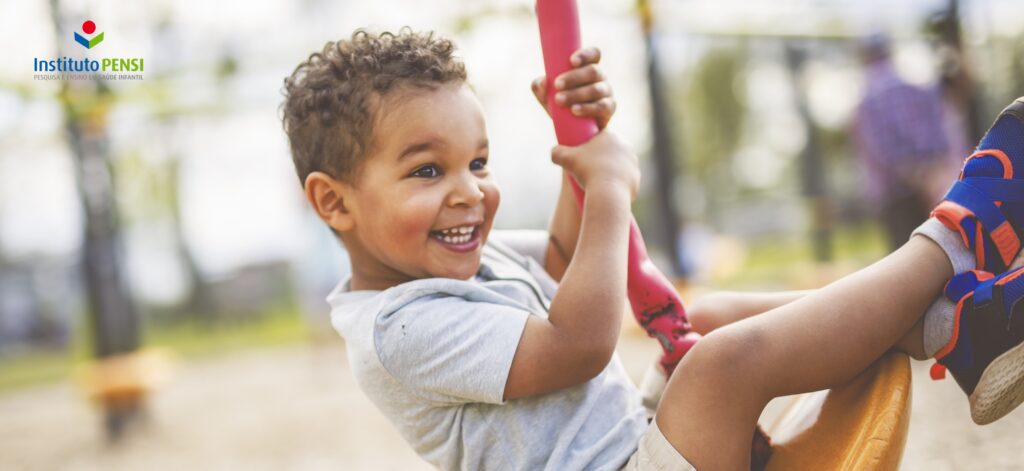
{"left": 342, "top": 82, "right": 499, "bottom": 290}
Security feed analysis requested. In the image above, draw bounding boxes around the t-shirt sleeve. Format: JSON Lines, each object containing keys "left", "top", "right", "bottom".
{"left": 373, "top": 290, "right": 531, "bottom": 405}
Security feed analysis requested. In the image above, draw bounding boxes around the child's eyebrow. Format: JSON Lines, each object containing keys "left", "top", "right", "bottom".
{"left": 397, "top": 138, "right": 488, "bottom": 161}
{"left": 397, "top": 140, "right": 440, "bottom": 161}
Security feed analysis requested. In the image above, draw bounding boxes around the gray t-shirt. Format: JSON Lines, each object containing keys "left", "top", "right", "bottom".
{"left": 327, "top": 230, "right": 648, "bottom": 470}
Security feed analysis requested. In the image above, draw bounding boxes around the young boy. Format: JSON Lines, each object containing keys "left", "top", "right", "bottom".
{"left": 281, "top": 29, "right": 1024, "bottom": 470}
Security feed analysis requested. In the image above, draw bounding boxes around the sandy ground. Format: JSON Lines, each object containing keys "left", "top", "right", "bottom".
{"left": 2, "top": 331, "right": 1023, "bottom": 470}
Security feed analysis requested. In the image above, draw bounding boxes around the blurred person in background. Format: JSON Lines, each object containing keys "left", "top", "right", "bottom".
{"left": 853, "top": 33, "right": 952, "bottom": 250}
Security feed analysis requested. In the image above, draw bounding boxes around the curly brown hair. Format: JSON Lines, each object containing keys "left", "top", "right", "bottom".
{"left": 281, "top": 28, "right": 468, "bottom": 186}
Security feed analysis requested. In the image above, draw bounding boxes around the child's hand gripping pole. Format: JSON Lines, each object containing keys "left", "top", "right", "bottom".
{"left": 535, "top": 0, "right": 700, "bottom": 375}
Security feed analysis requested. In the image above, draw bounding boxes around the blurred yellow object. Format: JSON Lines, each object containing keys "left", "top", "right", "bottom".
{"left": 765, "top": 351, "right": 911, "bottom": 471}
{"left": 77, "top": 348, "right": 176, "bottom": 407}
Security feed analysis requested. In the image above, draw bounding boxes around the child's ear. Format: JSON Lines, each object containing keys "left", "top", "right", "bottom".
{"left": 304, "top": 171, "right": 355, "bottom": 232}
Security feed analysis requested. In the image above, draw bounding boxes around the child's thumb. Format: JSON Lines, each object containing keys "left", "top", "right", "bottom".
{"left": 550, "top": 145, "right": 576, "bottom": 169}
{"left": 532, "top": 77, "right": 550, "bottom": 113}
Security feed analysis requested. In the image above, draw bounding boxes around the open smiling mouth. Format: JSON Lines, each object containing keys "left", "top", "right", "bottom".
{"left": 429, "top": 224, "right": 482, "bottom": 252}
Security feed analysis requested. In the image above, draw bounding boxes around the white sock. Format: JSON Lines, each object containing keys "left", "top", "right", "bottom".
{"left": 923, "top": 297, "right": 958, "bottom": 358}
{"left": 911, "top": 218, "right": 977, "bottom": 358}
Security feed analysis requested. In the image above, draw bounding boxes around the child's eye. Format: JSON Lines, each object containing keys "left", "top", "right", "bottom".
{"left": 411, "top": 164, "right": 440, "bottom": 178}
{"left": 470, "top": 158, "right": 488, "bottom": 171}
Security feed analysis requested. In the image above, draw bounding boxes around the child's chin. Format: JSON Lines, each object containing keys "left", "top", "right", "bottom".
{"left": 437, "top": 263, "right": 480, "bottom": 280}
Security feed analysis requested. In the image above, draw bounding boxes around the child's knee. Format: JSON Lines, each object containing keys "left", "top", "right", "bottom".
{"left": 687, "top": 293, "right": 734, "bottom": 335}
{"left": 678, "top": 323, "right": 770, "bottom": 390}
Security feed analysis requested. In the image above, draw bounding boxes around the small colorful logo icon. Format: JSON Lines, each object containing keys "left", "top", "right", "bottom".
{"left": 74, "top": 20, "right": 104, "bottom": 49}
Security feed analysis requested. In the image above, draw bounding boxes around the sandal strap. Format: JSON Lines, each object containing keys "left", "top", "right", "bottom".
{"left": 945, "top": 270, "right": 995, "bottom": 303}
{"left": 942, "top": 180, "right": 1021, "bottom": 266}
{"left": 945, "top": 268, "right": 1024, "bottom": 331}
{"left": 975, "top": 277, "right": 996, "bottom": 307}
{"left": 993, "top": 268, "right": 1024, "bottom": 322}
{"left": 960, "top": 177, "right": 1024, "bottom": 202}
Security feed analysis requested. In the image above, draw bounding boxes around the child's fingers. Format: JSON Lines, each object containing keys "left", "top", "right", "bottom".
{"left": 571, "top": 98, "right": 616, "bottom": 125}
{"left": 531, "top": 76, "right": 548, "bottom": 107}
{"left": 554, "top": 82, "right": 612, "bottom": 106}
{"left": 570, "top": 47, "right": 602, "bottom": 67}
{"left": 554, "top": 64, "right": 605, "bottom": 91}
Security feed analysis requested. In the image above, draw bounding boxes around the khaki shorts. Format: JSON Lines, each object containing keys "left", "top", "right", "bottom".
{"left": 621, "top": 418, "right": 695, "bottom": 470}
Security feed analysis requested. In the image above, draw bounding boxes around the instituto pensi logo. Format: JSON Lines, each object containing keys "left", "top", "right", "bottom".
{"left": 32, "top": 19, "right": 144, "bottom": 81}
{"left": 74, "top": 20, "right": 104, "bottom": 49}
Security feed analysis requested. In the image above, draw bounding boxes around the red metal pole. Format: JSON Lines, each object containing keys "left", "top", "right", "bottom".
{"left": 535, "top": 0, "right": 700, "bottom": 374}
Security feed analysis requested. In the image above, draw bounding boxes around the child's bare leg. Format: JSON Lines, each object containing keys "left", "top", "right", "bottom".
{"left": 896, "top": 317, "right": 927, "bottom": 360}
{"left": 691, "top": 289, "right": 930, "bottom": 360}
{"left": 688, "top": 290, "right": 812, "bottom": 334}
{"left": 656, "top": 235, "right": 951, "bottom": 470}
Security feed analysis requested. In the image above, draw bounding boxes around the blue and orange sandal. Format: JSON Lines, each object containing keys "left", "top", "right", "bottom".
{"left": 932, "top": 268, "right": 1024, "bottom": 424}
{"left": 932, "top": 97, "right": 1024, "bottom": 273}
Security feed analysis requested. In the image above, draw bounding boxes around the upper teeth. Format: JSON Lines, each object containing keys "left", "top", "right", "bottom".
{"left": 439, "top": 226, "right": 474, "bottom": 235}
{"left": 435, "top": 225, "right": 475, "bottom": 244}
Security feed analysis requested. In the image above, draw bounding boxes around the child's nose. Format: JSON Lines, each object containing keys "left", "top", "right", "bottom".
{"left": 447, "top": 173, "right": 485, "bottom": 207}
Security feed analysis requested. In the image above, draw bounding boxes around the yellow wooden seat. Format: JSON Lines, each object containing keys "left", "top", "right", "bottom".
{"left": 765, "top": 351, "right": 912, "bottom": 470}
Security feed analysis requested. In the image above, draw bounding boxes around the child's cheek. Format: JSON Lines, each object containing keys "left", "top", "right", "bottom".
{"left": 484, "top": 181, "right": 501, "bottom": 216}
{"left": 396, "top": 195, "right": 440, "bottom": 240}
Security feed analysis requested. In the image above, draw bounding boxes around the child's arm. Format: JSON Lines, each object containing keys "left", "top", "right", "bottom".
{"left": 504, "top": 130, "right": 638, "bottom": 401}
{"left": 543, "top": 173, "right": 582, "bottom": 281}
{"left": 530, "top": 47, "right": 616, "bottom": 281}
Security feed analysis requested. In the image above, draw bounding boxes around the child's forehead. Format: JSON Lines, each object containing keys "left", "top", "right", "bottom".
{"left": 371, "top": 83, "right": 487, "bottom": 154}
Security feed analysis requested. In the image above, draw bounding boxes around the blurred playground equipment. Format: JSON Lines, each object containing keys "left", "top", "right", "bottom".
{"left": 77, "top": 348, "right": 176, "bottom": 436}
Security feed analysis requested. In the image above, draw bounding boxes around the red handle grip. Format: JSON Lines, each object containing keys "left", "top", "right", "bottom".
{"left": 535, "top": 0, "right": 699, "bottom": 373}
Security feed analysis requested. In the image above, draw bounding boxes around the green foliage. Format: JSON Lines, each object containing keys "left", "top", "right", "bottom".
{"left": 715, "top": 221, "right": 887, "bottom": 290}
{"left": 0, "top": 309, "right": 308, "bottom": 394}
{"left": 114, "top": 149, "right": 180, "bottom": 225}
{"left": 144, "top": 308, "right": 307, "bottom": 358}
{"left": 681, "top": 46, "right": 747, "bottom": 172}
{"left": 672, "top": 44, "right": 748, "bottom": 221}
{"left": 0, "top": 349, "right": 79, "bottom": 394}
{"left": 1006, "top": 34, "right": 1024, "bottom": 107}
